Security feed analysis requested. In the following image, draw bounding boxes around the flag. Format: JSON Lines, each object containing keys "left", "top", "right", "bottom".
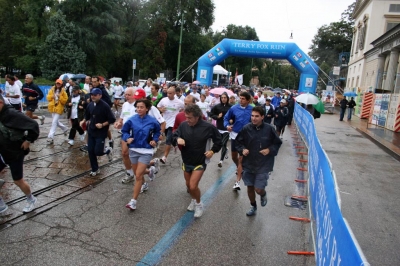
{"left": 237, "top": 74, "right": 244, "bottom": 85}
{"left": 234, "top": 68, "right": 238, "bottom": 85}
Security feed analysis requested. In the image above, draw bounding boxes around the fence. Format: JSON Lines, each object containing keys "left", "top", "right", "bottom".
{"left": 292, "top": 103, "right": 370, "bottom": 266}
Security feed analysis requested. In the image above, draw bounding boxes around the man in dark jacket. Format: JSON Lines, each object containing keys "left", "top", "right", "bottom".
{"left": 274, "top": 99, "right": 289, "bottom": 139}
{"left": 339, "top": 97, "right": 349, "bottom": 121}
{"left": 347, "top": 97, "right": 356, "bottom": 121}
{"left": 173, "top": 104, "right": 222, "bottom": 218}
{"left": 0, "top": 94, "right": 40, "bottom": 213}
{"left": 79, "top": 88, "right": 116, "bottom": 176}
{"left": 235, "top": 106, "right": 282, "bottom": 216}
{"left": 22, "top": 74, "right": 45, "bottom": 125}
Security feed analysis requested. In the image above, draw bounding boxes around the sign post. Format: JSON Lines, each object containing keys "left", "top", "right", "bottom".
{"left": 191, "top": 69, "right": 194, "bottom": 82}
{"left": 132, "top": 59, "right": 137, "bottom": 82}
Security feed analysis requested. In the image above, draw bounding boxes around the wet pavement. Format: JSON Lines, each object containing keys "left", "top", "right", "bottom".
{"left": 0, "top": 109, "right": 399, "bottom": 265}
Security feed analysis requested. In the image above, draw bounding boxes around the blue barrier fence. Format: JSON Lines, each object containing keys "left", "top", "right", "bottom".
{"left": 294, "top": 104, "right": 369, "bottom": 266}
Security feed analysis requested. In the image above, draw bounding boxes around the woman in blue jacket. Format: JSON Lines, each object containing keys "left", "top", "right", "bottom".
{"left": 121, "top": 99, "right": 161, "bottom": 211}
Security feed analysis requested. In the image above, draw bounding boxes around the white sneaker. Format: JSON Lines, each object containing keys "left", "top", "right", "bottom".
{"left": 47, "top": 138, "right": 54, "bottom": 144}
{"left": 89, "top": 169, "right": 100, "bottom": 176}
{"left": 140, "top": 182, "right": 149, "bottom": 193}
{"left": 125, "top": 199, "right": 136, "bottom": 210}
{"left": 218, "top": 160, "right": 223, "bottom": 168}
{"left": 233, "top": 181, "right": 241, "bottom": 191}
{"left": 194, "top": 202, "right": 204, "bottom": 218}
{"left": 148, "top": 166, "right": 156, "bottom": 181}
{"left": 79, "top": 132, "right": 86, "bottom": 141}
{"left": 39, "top": 115, "right": 45, "bottom": 125}
{"left": 23, "top": 196, "right": 37, "bottom": 213}
{"left": 153, "top": 158, "right": 160, "bottom": 174}
{"left": 187, "top": 199, "right": 196, "bottom": 212}
{"left": 68, "top": 139, "right": 74, "bottom": 146}
{"left": 121, "top": 173, "right": 135, "bottom": 184}
{"left": 105, "top": 147, "right": 113, "bottom": 162}
{"left": 160, "top": 156, "right": 167, "bottom": 164}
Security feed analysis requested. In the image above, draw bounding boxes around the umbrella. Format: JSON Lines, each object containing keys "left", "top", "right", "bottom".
{"left": 59, "top": 73, "right": 74, "bottom": 80}
{"left": 192, "top": 80, "right": 201, "bottom": 85}
{"left": 295, "top": 93, "right": 320, "bottom": 105}
{"left": 313, "top": 100, "right": 325, "bottom": 113}
{"left": 343, "top": 91, "right": 357, "bottom": 97}
{"left": 209, "top": 87, "right": 234, "bottom": 96}
{"left": 72, "top": 73, "right": 87, "bottom": 80}
{"left": 264, "top": 91, "right": 275, "bottom": 97}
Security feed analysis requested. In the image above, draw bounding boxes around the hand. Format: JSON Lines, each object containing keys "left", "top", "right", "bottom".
{"left": 126, "top": 138, "right": 134, "bottom": 144}
{"left": 158, "top": 135, "right": 164, "bottom": 141}
{"left": 149, "top": 140, "right": 157, "bottom": 147}
{"left": 177, "top": 138, "right": 185, "bottom": 146}
{"left": 218, "top": 113, "right": 223, "bottom": 118}
{"left": 78, "top": 106, "right": 83, "bottom": 109}
{"left": 242, "top": 149, "right": 249, "bottom": 156}
{"left": 160, "top": 106, "right": 166, "bottom": 113}
{"left": 259, "top": 148, "right": 270, "bottom": 156}
{"left": 28, "top": 96, "right": 36, "bottom": 101}
{"left": 21, "top": 141, "right": 30, "bottom": 150}
{"left": 204, "top": 150, "right": 214, "bottom": 158}
{"left": 227, "top": 125, "right": 232, "bottom": 132}
{"left": 69, "top": 103, "right": 72, "bottom": 106}
{"left": 275, "top": 115, "right": 278, "bottom": 118}
{"left": 229, "top": 119, "right": 233, "bottom": 124}
{"left": 80, "top": 121, "right": 85, "bottom": 127}
{"left": 95, "top": 123, "right": 103, "bottom": 129}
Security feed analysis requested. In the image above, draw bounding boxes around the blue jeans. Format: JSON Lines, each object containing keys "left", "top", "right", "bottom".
{"left": 347, "top": 108, "right": 353, "bottom": 120}
{"left": 87, "top": 135, "right": 106, "bottom": 172}
{"left": 339, "top": 108, "right": 346, "bottom": 121}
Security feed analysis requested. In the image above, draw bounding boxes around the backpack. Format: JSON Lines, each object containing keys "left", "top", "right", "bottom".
{"left": 0, "top": 121, "right": 26, "bottom": 142}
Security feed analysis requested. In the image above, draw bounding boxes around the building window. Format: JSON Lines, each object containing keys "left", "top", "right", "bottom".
{"left": 351, "top": 77, "right": 354, "bottom": 88}
{"left": 358, "top": 24, "right": 367, "bottom": 50}
{"left": 386, "top": 22, "right": 400, "bottom": 32}
{"left": 389, "top": 4, "right": 400, "bottom": 12}
{"left": 350, "top": 33, "right": 356, "bottom": 56}
{"left": 356, "top": 76, "right": 360, "bottom": 87}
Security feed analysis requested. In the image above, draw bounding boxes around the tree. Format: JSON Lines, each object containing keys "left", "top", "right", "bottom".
{"left": 39, "top": 11, "right": 86, "bottom": 80}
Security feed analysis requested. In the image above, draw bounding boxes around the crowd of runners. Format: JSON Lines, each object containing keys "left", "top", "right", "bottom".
{"left": 0, "top": 74, "right": 298, "bottom": 218}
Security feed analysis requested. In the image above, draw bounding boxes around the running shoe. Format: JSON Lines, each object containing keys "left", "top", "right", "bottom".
{"left": 117, "top": 130, "right": 122, "bottom": 134}
{"left": 23, "top": 196, "right": 37, "bottom": 213}
{"left": 140, "top": 182, "right": 149, "bottom": 193}
{"left": 79, "top": 132, "right": 86, "bottom": 141}
{"left": 233, "top": 181, "right": 241, "bottom": 190}
{"left": 261, "top": 193, "right": 268, "bottom": 207}
{"left": 68, "top": 139, "right": 74, "bottom": 146}
{"left": 125, "top": 199, "right": 136, "bottom": 210}
{"left": 218, "top": 160, "right": 223, "bottom": 168}
{"left": 153, "top": 158, "right": 160, "bottom": 174}
{"left": 0, "top": 179, "right": 5, "bottom": 189}
{"left": 39, "top": 115, "right": 45, "bottom": 125}
{"left": 160, "top": 156, "right": 167, "bottom": 164}
{"left": 105, "top": 147, "right": 113, "bottom": 162}
{"left": 246, "top": 206, "right": 257, "bottom": 216}
{"left": 187, "top": 199, "right": 196, "bottom": 212}
{"left": 47, "top": 138, "right": 54, "bottom": 144}
{"left": 148, "top": 166, "right": 156, "bottom": 181}
{"left": 89, "top": 169, "right": 100, "bottom": 177}
{"left": 109, "top": 139, "right": 114, "bottom": 149}
{"left": 0, "top": 202, "right": 8, "bottom": 214}
{"left": 225, "top": 148, "right": 229, "bottom": 159}
{"left": 121, "top": 173, "right": 134, "bottom": 184}
{"left": 63, "top": 129, "right": 69, "bottom": 136}
{"left": 194, "top": 202, "right": 204, "bottom": 218}
{"left": 80, "top": 145, "right": 88, "bottom": 152}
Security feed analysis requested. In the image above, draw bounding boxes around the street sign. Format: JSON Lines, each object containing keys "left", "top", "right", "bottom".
{"left": 133, "top": 59, "right": 136, "bottom": 70}
{"left": 333, "top": 66, "right": 340, "bottom": 76}
{"left": 192, "top": 69, "right": 194, "bottom": 79}
{"left": 160, "top": 73, "right": 164, "bottom": 78}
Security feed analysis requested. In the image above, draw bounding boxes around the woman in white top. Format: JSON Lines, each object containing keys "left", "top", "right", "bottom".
{"left": 5, "top": 75, "right": 22, "bottom": 111}
{"left": 196, "top": 94, "right": 210, "bottom": 119}
{"left": 143, "top": 78, "right": 153, "bottom": 97}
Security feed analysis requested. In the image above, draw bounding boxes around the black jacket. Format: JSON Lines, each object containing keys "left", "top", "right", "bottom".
{"left": 340, "top": 98, "right": 348, "bottom": 109}
{"left": 172, "top": 119, "right": 222, "bottom": 166}
{"left": 0, "top": 105, "right": 39, "bottom": 162}
{"left": 235, "top": 122, "right": 282, "bottom": 173}
{"left": 209, "top": 97, "right": 232, "bottom": 131}
{"left": 348, "top": 100, "right": 356, "bottom": 109}
{"left": 66, "top": 92, "right": 86, "bottom": 121}
{"left": 85, "top": 100, "right": 116, "bottom": 138}
{"left": 22, "top": 82, "right": 44, "bottom": 106}
{"left": 263, "top": 104, "right": 274, "bottom": 124}
{"left": 274, "top": 106, "right": 288, "bottom": 127}
{"left": 93, "top": 84, "right": 113, "bottom": 107}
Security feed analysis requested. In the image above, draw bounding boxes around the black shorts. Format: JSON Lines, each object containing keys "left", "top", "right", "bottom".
{"left": 182, "top": 163, "right": 207, "bottom": 173}
{"left": 165, "top": 127, "right": 173, "bottom": 145}
{"left": 26, "top": 104, "right": 38, "bottom": 112}
{"left": 11, "top": 103, "right": 22, "bottom": 111}
{"left": 8, "top": 156, "right": 24, "bottom": 181}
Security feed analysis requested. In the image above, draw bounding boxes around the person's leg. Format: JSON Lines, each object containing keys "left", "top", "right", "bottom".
{"left": 87, "top": 135, "right": 99, "bottom": 172}
{"left": 242, "top": 171, "right": 257, "bottom": 216}
{"left": 339, "top": 108, "right": 344, "bottom": 121}
{"left": 187, "top": 170, "right": 204, "bottom": 203}
{"left": 25, "top": 110, "right": 37, "bottom": 119}
{"left": 219, "top": 132, "right": 229, "bottom": 162}
{"left": 68, "top": 119, "right": 78, "bottom": 140}
{"left": 55, "top": 113, "right": 68, "bottom": 132}
{"left": 247, "top": 186, "right": 256, "bottom": 205}
{"left": 132, "top": 162, "right": 148, "bottom": 200}
{"left": 347, "top": 108, "right": 352, "bottom": 120}
{"left": 121, "top": 140, "right": 134, "bottom": 183}
{"left": 94, "top": 137, "right": 106, "bottom": 157}
{"left": 254, "top": 173, "right": 269, "bottom": 207}
{"left": 48, "top": 113, "right": 58, "bottom": 139}
{"left": 230, "top": 139, "right": 239, "bottom": 167}
{"left": 161, "top": 128, "right": 172, "bottom": 163}
{"left": 236, "top": 156, "right": 243, "bottom": 182}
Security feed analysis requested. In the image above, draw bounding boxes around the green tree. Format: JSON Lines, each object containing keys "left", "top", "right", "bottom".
{"left": 39, "top": 11, "right": 86, "bottom": 80}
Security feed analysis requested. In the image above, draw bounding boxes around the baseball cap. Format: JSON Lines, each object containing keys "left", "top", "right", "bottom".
{"left": 134, "top": 89, "right": 146, "bottom": 99}
{"left": 56, "top": 79, "right": 63, "bottom": 84}
{"left": 90, "top": 88, "right": 102, "bottom": 95}
{"left": 281, "top": 99, "right": 287, "bottom": 103}
{"left": 254, "top": 95, "right": 259, "bottom": 99}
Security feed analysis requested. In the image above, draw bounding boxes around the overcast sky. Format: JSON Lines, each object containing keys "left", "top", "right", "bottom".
{"left": 212, "top": 0, "right": 353, "bottom": 54}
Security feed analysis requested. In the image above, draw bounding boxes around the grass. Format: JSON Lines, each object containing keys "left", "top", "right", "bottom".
{"left": 34, "top": 77, "right": 55, "bottom": 86}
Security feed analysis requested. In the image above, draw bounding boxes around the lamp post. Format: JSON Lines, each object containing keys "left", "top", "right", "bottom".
{"left": 176, "top": 11, "right": 184, "bottom": 81}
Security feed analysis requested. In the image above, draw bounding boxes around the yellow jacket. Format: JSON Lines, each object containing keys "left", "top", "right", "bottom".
{"left": 47, "top": 86, "right": 68, "bottom": 114}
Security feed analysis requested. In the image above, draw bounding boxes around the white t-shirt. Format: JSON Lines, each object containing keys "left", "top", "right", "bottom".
{"left": 70, "top": 94, "right": 80, "bottom": 119}
{"left": 114, "top": 85, "right": 124, "bottom": 98}
{"left": 15, "top": 80, "right": 23, "bottom": 90}
{"left": 196, "top": 101, "right": 210, "bottom": 118}
{"left": 144, "top": 85, "right": 152, "bottom": 96}
{"left": 205, "top": 95, "right": 214, "bottom": 104}
{"left": 175, "top": 94, "right": 185, "bottom": 103}
{"left": 149, "top": 106, "right": 165, "bottom": 124}
{"left": 5, "top": 83, "right": 21, "bottom": 104}
{"left": 157, "top": 97, "right": 184, "bottom": 128}
{"left": 120, "top": 101, "right": 136, "bottom": 124}
{"left": 258, "top": 95, "right": 266, "bottom": 105}
{"left": 190, "top": 92, "right": 200, "bottom": 101}
{"left": 83, "top": 83, "right": 90, "bottom": 93}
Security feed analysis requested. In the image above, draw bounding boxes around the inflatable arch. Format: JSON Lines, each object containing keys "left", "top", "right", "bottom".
{"left": 196, "top": 38, "right": 319, "bottom": 94}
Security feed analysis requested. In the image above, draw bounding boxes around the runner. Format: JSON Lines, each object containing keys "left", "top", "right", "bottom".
{"left": 235, "top": 106, "right": 282, "bottom": 216}
{"left": 223, "top": 91, "right": 253, "bottom": 190}
{"left": 21, "top": 74, "right": 45, "bottom": 125}
{"left": 123, "top": 99, "right": 161, "bottom": 211}
{"left": 274, "top": 99, "right": 288, "bottom": 139}
{"left": 66, "top": 85, "right": 86, "bottom": 146}
{"left": 113, "top": 80, "right": 124, "bottom": 115}
{"left": 172, "top": 104, "right": 222, "bottom": 218}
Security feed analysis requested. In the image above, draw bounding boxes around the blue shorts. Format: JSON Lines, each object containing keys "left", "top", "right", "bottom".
{"left": 129, "top": 150, "right": 152, "bottom": 165}
{"left": 242, "top": 171, "right": 269, "bottom": 189}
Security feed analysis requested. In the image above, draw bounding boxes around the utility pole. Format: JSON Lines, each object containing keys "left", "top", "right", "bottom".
{"left": 176, "top": 10, "right": 184, "bottom": 81}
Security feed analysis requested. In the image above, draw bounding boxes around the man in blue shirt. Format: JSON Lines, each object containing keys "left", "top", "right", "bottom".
{"left": 271, "top": 92, "right": 282, "bottom": 109}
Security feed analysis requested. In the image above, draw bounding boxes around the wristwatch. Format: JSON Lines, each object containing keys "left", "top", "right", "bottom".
{"left": 161, "top": 132, "right": 165, "bottom": 136}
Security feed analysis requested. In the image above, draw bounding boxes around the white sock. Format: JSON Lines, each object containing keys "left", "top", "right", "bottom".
{"left": 127, "top": 169, "right": 133, "bottom": 176}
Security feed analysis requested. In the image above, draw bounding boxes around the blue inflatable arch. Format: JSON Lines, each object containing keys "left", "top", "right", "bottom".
{"left": 196, "top": 38, "right": 319, "bottom": 93}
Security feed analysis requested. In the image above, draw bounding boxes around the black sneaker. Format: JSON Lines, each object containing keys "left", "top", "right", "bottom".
{"left": 246, "top": 206, "right": 257, "bottom": 216}
{"left": 80, "top": 145, "right": 88, "bottom": 152}
{"left": 109, "top": 139, "right": 114, "bottom": 149}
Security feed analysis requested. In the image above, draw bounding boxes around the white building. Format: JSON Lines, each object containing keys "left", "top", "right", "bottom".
{"left": 347, "top": 0, "right": 400, "bottom": 92}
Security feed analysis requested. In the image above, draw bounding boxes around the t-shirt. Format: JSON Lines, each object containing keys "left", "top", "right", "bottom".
{"left": 196, "top": 101, "right": 210, "bottom": 118}
{"left": 190, "top": 92, "right": 200, "bottom": 101}
{"left": 120, "top": 101, "right": 136, "bottom": 124}
{"left": 258, "top": 95, "right": 266, "bottom": 105}
{"left": 205, "top": 95, "right": 214, "bottom": 104}
{"left": 114, "top": 85, "right": 124, "bottom": 98}
{"left": 70, "top": 94, "right": 80, "bottom": 119}
{"left": 157, "top": 97, "right": 184, "bottom": 128}
{"left": 5, "top": 83, "right": 21, "bottom": 104}
{"left": 175, "top": 94, "right": 185, "bottom": 103}
{"left": 15, "top": 80, "right": 23, "bottom": 90}
{"left": 144, "top": 85, "right": 152, "bottom": 96}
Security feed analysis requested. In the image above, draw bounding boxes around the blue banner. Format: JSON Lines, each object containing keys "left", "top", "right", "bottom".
{"left": 294, "top": 104, "right": 369, "bottom": 266}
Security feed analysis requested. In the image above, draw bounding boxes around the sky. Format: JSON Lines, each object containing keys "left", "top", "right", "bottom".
{"left": 212, "top": 0, "right": 354, "bottom": 55}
